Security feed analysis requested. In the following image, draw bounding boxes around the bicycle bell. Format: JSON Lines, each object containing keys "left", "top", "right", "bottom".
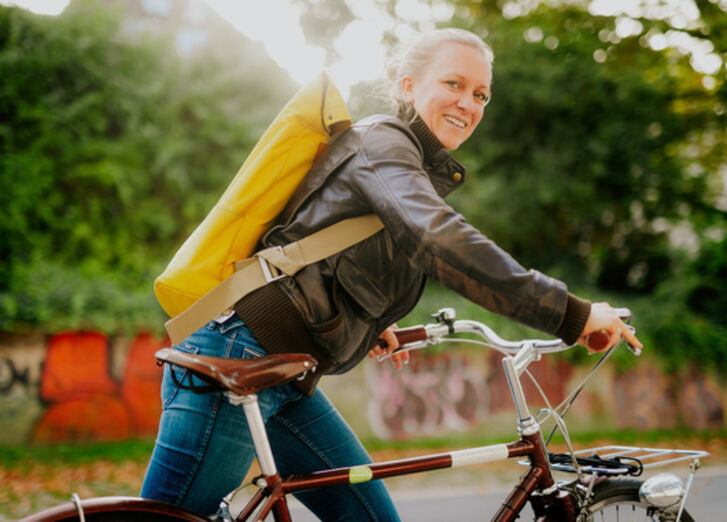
{"left": 432, "top": 308, "right": 456, "bottom": 333}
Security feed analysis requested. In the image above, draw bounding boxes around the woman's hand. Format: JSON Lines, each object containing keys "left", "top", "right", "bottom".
{"left": 368, "top": 324, "right": 409, "bottom": 370}
{"left": 578, "top": 302, "right": 643, "bottom": 353}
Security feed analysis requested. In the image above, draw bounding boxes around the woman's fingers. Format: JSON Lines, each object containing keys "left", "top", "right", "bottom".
{"left": 391, "top": 350, "right": 409, "bottom": 370}
{"left": 619, "top": 321, "right": 642, "bottom": 349}
{"left": 369, "top": 325, "right": 408, "bottom": 368}
{"left": 581, "top": 302, "right": 643, "bottom": 353}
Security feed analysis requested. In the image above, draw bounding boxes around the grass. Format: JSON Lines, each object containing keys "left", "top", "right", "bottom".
{"left": 0, "top": 439, "right": 155, "bottom": 470}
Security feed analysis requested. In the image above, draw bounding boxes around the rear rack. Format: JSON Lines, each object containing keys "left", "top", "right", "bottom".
{"left": 547, "top": 445, "right": 709, "bottom": 475}
{"left": 575, "top": 446, "right": 709, "bottom": 469}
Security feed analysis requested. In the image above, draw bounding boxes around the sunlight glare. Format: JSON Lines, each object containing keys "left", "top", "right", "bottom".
{"left": 205, "top": 0, "right": 397, "bottom": 99}
{"left": 204, "top": 0, "right": 324, "bottom": 86}
{"left": 0, "top": 0, "right": 69, "bottom": 15}
{"left": 331, "top": 18, "right": 388, "bottom": 94}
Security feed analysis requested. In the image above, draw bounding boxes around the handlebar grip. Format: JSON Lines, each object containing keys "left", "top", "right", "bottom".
{"left": 585, "top": 325, "right": 641, "bottom": 356}
{"left": 377, "top": 326, "right": 428, "bottom": 348}
{"left": 584, "top": 329, "right": 610, "bottom": 352}
{"left": 394, "top": 326, "right": 428, "bottom": 345}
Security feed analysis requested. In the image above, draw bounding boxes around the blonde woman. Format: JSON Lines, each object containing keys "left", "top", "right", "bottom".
{"left": 142, "top": 28, "right": 640, "bottom": 520}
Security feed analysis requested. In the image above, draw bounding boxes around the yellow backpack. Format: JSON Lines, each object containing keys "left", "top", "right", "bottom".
{"left": 155, "top": 72, "right": 383, "bottom": 345}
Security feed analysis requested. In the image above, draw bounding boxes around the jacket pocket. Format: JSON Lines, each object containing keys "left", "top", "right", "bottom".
{"left": 309, "top": 307, "right": 346, "bottom": 361}
{"left": 335, "top": 254, "right": 390, "bottom": 319}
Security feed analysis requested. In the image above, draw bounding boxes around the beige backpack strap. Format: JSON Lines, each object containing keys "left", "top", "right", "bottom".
{"left": 164, "top": 214, "right": 384, "bottom": 345}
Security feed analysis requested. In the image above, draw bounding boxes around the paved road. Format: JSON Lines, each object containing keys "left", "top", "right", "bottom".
{"left": 285, "top": 466, "right": 726, "bottom": 520}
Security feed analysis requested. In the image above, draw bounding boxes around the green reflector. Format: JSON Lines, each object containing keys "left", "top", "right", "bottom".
{"left": 349, "top": 465, "right": 373, "bottom": 484}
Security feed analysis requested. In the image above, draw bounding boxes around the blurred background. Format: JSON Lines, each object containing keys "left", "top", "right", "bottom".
{"left": 0, "top": 0, "right": 725, "bottom": 518}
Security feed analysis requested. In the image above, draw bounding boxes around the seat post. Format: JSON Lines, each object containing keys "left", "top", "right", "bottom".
{"left": 228, "top": 393, "right": 278, "bottom": 476}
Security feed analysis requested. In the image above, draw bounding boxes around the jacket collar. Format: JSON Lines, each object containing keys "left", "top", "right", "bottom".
{"left": 398, "top": 104, "right": 443, "bottom": 163}
{"left": 409, "top": 114, "right": 445, "bottom": 164}
{"left": 398, "top": 104, "right": 466, "bottom": 197}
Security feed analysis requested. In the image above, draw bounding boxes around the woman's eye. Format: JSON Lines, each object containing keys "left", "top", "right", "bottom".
{"left": 444, "top": 80, "right": 459, "bottom": 88}
{"left": 475, "top": 92, "right": 490, "bottom": 104}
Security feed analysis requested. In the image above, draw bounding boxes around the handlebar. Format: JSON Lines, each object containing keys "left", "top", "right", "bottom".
{"left": 382, "top": 307, "right": 639, "bottom": 357}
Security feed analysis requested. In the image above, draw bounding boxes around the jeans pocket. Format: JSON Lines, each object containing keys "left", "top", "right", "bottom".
{"left": 161, "top": 342, "right": 200, "bottom": 409}
{"left": 242, "top": 343, "right": 266, "bottom": 359}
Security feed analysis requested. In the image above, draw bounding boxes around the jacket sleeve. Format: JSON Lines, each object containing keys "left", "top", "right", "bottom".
{"left": 350, "top": 120, "right": 588, "bottom": 340}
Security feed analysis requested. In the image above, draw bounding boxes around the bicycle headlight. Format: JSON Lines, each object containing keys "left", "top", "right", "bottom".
{"left": 638, "top": 473, "right": 685, "bottom": 508}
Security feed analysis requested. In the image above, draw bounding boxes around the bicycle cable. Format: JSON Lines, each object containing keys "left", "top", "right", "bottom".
{"left": 543, "top": 343, "right": 619, "bottom": 447}
{"left": 523, "top": 369, "right": 583, "bottom": 478}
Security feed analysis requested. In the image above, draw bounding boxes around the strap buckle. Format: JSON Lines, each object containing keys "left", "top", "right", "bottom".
{"left": 257, "top": 248, "right": 286, "bottom": 283}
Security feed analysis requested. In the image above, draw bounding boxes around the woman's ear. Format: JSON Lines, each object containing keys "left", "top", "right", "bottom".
{"left": 401, "top": 77, "right": 415, "bottom": 104}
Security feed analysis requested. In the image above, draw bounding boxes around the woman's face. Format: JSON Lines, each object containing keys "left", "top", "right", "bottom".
{"left": 402, "top": 42, "right": 492, "bottom": 150}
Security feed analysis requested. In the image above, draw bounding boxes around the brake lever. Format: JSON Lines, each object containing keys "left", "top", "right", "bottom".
{"left": 624, "top": 325, "right": 641, "bottom": 356}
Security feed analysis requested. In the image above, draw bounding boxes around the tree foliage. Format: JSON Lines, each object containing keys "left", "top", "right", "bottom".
{"left": 1, "top": 0, "right": 725, "bottom": 374}
{"left": 443, "top": 1, "right": 727, "bottom": 373}
{"left": 312, "top": 0, "right": 727, "bottom": 372}
{"left": 0, "top": 1, "right": 295, "bottom": 333}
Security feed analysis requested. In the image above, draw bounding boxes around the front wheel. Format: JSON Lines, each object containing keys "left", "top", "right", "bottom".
{"left": 581, "top": 478, "right": 694, "bottom": 521}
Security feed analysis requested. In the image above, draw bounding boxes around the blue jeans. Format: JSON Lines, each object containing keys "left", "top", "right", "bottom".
{"left": 141, "top": 315, "right": 400, "bottom": 521}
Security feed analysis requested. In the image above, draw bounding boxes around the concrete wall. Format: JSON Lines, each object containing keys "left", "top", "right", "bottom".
{"left": 0, "top": 332, "right": 724, "bottom": 445}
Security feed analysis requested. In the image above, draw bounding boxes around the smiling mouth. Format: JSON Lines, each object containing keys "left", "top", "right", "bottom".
{"left": 443, "top": 115, "right": 467, "bottom": 129}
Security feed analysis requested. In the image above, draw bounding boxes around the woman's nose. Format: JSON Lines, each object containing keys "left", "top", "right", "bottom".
{"left": 456, "top": 94, "right": 474, "bottom": 113}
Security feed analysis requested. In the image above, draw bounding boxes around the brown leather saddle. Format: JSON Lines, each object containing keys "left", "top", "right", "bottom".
{"left": 155, "top": 348, "right": 317, "bottom": 396}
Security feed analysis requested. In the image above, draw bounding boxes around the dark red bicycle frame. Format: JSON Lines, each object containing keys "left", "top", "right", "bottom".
{"left": 239, "top": 431, "right": 576, "bottom": 522}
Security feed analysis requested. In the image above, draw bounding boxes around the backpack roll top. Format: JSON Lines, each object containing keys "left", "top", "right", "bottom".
{"left": 154, "top": 71, "right": 351, "bottom": 319}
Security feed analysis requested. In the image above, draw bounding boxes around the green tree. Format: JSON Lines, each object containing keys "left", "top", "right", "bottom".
{"left": 296, "top": 0, "right": 727, "bottom": 372}
{"left": 0, "top": 0, "right": 295, "bottom": 333}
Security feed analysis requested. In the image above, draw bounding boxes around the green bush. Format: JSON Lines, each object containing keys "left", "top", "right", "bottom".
{"left": 0, "top": 1, "right": 294, "bottom": 333}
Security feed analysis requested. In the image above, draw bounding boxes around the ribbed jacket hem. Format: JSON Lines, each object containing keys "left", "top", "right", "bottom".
{"left": 555, "top": 293, "right": 591, "bottom": 345}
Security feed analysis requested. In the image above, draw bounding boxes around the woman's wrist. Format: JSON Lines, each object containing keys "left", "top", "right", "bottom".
{"left": 555, "top": 293, "right": 591, "bottom": 345}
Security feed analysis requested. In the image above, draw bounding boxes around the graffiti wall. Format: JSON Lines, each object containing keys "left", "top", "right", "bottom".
{"left": 0, "top": 331, "right": 166, "bottom": 445}
{"left": 365, "top": 349, "right": 726, "bottom": 440}
{"left": 0, "top": 333, "right": 725, "bottom": 444}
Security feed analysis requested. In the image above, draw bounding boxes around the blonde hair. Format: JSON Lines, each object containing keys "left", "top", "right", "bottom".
{"left": 386, "top": 28, "right": 494, "bottom": 110}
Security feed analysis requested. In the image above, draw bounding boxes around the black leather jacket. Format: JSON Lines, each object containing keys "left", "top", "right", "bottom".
{"left": 261, "top": 114, "right": 588, "bottom": 375}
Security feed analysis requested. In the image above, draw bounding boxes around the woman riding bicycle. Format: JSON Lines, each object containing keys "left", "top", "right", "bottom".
{"left": 141, "top": 27, "right": 642, "bottom": 520}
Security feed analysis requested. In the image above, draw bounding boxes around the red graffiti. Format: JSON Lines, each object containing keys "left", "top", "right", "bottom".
{"left": 33, "top": 331, "right": 165, "bottom": 442}
{"left": 120, "top": 333, "right": 166, "bottom": 435}
{"left": 33, "top": 395, "right": 133, "bottom": 442}
{"left": 38, "top": 332, "right": 117, "bottom": 400}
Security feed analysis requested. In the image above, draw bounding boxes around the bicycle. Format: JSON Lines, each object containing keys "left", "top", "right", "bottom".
{"left": 23, "top": 308, "right": 708, "bottom": 521}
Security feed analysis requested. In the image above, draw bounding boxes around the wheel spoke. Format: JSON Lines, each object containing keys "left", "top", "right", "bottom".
{"left": 590, "top": 502, "right": 686, "bottom": 522}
